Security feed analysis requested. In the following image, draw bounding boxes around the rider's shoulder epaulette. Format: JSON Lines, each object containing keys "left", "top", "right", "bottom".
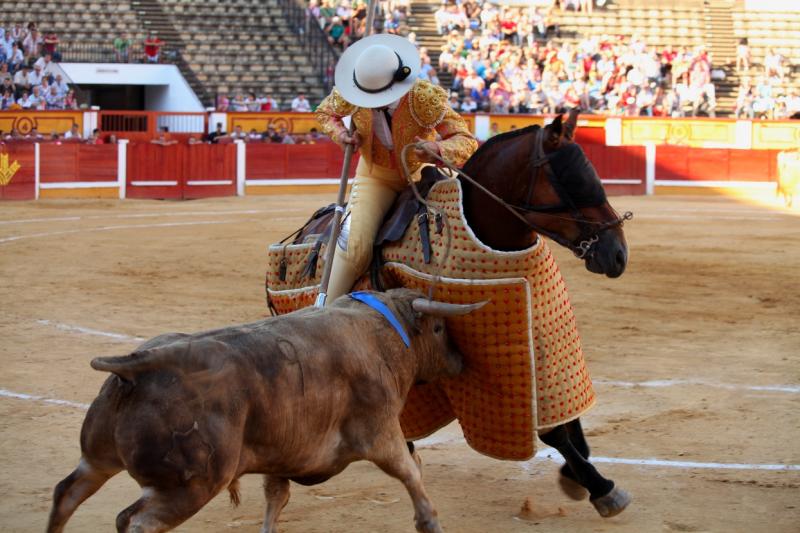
{"left": 327, "top": 88, "right": 356, "bottom": 116}
{"left": 408, "top": 80, "right": 448, "bottom": 130}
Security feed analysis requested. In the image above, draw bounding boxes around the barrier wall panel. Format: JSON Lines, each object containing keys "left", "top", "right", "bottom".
{"left": 126, "top": 143, "right": 183, "bottom": 199}
{"left": 285, "top": 145, "right": 331, "bottom": 178}
{"left": 246, "top": 144, "right": 288, "bottom": 179}
{"left": 0, "top": 144, "right": 36, "bottom": 200}
{"left": 182, "top": 144, "right": 237, "bottom": 199}
{"left": 727, "top": 149, "right": 773, "bottom": 182}
{"left": 40, "top": 143, "right": 78, "bottom": 182}
{"left": 78, "top": 145, "right": 118, "bottom": 182}
{"left": 654, "top": 145, "right": 690, "bottom": 180}
{"left": 687, "top": 148, "right": 730, "bottom": 181}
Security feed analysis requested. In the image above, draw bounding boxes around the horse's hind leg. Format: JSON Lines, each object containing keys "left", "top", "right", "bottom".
{"left": 539, "top": 425, "right": 631, "bottom": 517}
{"left": 47, "top": 459, "right": 118, "bottom": 533}
{"left": 557, "top": 419, "right": 591, "bottom": 500}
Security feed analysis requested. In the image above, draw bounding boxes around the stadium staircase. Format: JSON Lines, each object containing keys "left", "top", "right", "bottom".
{"left": 134, "top": 0, "right": 335, "bottom": 108}
{"left": 408, "top": 1, "right": 453, "bottom": 91}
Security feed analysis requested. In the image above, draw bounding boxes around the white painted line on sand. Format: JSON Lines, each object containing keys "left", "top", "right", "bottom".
{"left": 36, "top": 319, "right": 145, "bottom": 343}
{"left": 0, "top": 389, "right": 90, "bottom": 410}
{"left": 527, "top": 449, "right": 800, "bottom": 472}
{"left": 0, "top": 208, "right": 299, "bottom": 225}
{"left": 594, "top": 378, "right": 800, "bottom": 394}
{"left": 1, "top": 387, "right": 797, "bottom": 472}
{"left": 0, "top": 220, "right": 240, "bottom": 244}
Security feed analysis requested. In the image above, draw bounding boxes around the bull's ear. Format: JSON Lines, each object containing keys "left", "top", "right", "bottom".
{"left": 565, "top": 107, "right": 580, "bottom": 140}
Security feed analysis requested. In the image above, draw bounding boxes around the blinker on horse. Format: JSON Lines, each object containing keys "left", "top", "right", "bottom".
{"left": 460, "top": 109, "right": 630, "bottom": 278}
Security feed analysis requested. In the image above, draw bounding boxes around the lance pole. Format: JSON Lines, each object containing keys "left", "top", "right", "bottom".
{"left": 315, "top": 0, "right": 379, "bottom": 308}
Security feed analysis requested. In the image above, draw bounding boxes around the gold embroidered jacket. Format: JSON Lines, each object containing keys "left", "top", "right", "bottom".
{"left": 316, "top": 80, "right": 478, "bottom": 176}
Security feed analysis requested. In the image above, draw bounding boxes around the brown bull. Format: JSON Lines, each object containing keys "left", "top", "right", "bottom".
{"left": 47, "top": 289, "right": 484, "bottom": 533}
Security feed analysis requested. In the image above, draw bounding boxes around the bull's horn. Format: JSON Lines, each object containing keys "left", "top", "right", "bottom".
{"left": 411, "top": 298, "right": 489, "bottom": 317}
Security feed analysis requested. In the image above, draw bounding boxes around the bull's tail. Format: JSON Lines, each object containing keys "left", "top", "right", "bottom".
{"left": 90, "top": 349, "right": 170, "bottom": 382}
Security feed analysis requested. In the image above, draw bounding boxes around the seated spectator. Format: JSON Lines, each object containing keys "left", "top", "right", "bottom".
{"left": 25, "top": 87, "right": 42, "bottom": 109}
{"left": 26, "top": 127, "right": 44, "bottom": 140}
{"left": 64, "top": 89, "right": 78, "bottom": 110}
{"left": 280, "top": 126, "right": 295, "bottom": 144}
{"left": 230, "top": 93, "right": 248, "bottom": 112}
{"left": 114, "top": 33, "right": 132, "bottom": 63}
{"left": 264, "top": 125, "right": 283, "bottom": 143}
{"left": 64, "top": 124, "right": 82, "bottom": 140}
{"left": 764, "top": 48, "right": 784, "bottom": 82}
{"left": 45, "top": 85, "right": 64, "bottom": 109}
{"left": 108, "top": 134, "right": 118, "bottom": 144}
{"left": 187, "top": 135, "right": 203, "bottom": 145}
{"left": 308, "top": 127, "right": 324, "bottom": 142}
{"left": 326, "top": 17, "right": 349, "bottom": 49}
{"left": 8, "top": 42, "right": 24, "bottom": 73}
{"left": 784, "top": 89, "right": 800, "bottom": 119}
{"left": 0, "top": 69, "right": 13, "bottom": 93}
{"left": 150, "top": 127, "right": 177, "bottom": 146}
{"left": 1, "top": 88, "right": 15, "bottom": 110}
{"left": 49, "top": 131, "right": 62, "bottom": 144}
{"left": 318, "top": 0, "right": 337, "bottom": 29}
{"left": 736, "top": 38, "right": 750, "bottom": 74}
{"left": 87, "top": 128, "right": 105, "bottom": 145}
{"left": 291, "top": 93, "right": 312, "bottom": 112}
{"left": 460, "top": 95, "right": 478, "bottom": 113}
{"left": 29, "top": 64, "right": 44, "bottom": 87}
{"left": 216, "top": 93, "right": 230, "bottom": 111}
{"left": 53, "top": 74, "right": 69, "bottom": 96}
{"left": 43, "top": 31, "right": 61, "bottom": 62}
{"left": 261, "top": 93, "right": 279, "bottom": 111}
{"left": 247, "top": 128, "right": 263, "bottom": 142}
{"left": 245, "top": 93, "right": 260, "bottom": 112}
{"left": 14, "top": 66, "right": 31, "bottom": 93}
{"left": 144, "top": 33, "right": 163, "bottom": 63}
{"left": 34, "top": 54, "right": 57, "bottom": 79}
{"left": 22, "top": 29, "right": 41, "bottom": 62}
{"left": 207, "top": 122, "right": 227, "bottom": 143}
{"left": 229, "top": 125, "right": 248, "bottom": 141}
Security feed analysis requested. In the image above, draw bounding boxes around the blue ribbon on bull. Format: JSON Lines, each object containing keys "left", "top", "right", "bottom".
{"left": 349, "top": 291, "right": 411, "bottom": 348}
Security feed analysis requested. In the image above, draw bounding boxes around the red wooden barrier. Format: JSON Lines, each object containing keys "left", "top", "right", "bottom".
{"left": 656, "top": 146, "right": 779, "bottom": 182}
{"left": 582, "top": 144, "right": 647, "bottom": 195}
{"left": 0, "top": 144, "right": 36, "bottom": 200}
{"left": 246, "top": 142, "right": 358, "bottom": 180}
{"left": 40, "top": 144, "right": 117, "bottom": 183}
{"left": 126, "top": 143, "right": 236, "bottom": 199}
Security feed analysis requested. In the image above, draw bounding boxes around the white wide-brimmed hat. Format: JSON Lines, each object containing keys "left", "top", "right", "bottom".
{"left": 334, "top": 34, "right": 421, "bottom": 108}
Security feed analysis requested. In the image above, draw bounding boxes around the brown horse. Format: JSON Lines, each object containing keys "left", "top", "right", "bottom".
{"left": 296, "top": 109, "right": 632, "bottom": 517}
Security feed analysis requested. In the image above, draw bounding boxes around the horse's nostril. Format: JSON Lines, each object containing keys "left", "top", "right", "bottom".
{"left": 615, "top": 250, "right": 625, "bottom": 267}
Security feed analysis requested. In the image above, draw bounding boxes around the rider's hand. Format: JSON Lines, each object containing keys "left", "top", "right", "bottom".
{"left": 414, "top": 137, "right": 440, "bottom": 164}
{"left": 337, "top": 130, "right": 362, "bottom": 151}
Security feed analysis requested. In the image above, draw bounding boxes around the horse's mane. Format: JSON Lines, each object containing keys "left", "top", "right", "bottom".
{"left": 467, "top": 124, "right": 541, "bottom": 163}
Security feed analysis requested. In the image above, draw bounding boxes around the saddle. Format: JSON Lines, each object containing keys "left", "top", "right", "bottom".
{"left": 281, "top": 167, "right": 449, "bottom": 284}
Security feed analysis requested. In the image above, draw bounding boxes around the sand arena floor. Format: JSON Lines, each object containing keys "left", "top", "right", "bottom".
{"left": 0, "top": 193, "right": 798, "bottom": 533}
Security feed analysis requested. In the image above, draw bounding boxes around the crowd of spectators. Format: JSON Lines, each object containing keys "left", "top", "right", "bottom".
{"left": 0, "top": 126, "right": 106, "bottom": 144}
{"left": 0, "top": 21, "right": 79, "bottom": 111}
{"left": 733, "top": 41, "right": 798, "bottom": 119}
{"left": 306, "top": 0, "right": 412, "bottom": 50}
{"left": 427, "top": 1, "right": 720, "bottom": 117}
{"left": 215, "top": 92, "right": 315, "bottom": 113}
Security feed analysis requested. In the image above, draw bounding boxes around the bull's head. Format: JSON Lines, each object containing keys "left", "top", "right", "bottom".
{"left": 384, "top": 289, "right": 487, "bottom": 383}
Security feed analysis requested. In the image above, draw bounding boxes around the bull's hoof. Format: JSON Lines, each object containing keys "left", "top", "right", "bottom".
{"left": 590, "top": 487, "right": 631, "bottom": 518}
{"left": 558, "top": 474, "right": 589, "bottom": 501}
{"left": 415, "top": 517, "right": 443, "bottom": 533}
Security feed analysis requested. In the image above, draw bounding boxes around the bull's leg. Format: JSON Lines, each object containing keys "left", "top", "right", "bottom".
{"left": 115, "top": 485, "right": 218, "bottom": 533}
{"left": 539, "top": 425, "right": 631, "bottom": 518}
{"left": 47, "top": 459, "right": 118, "bottom": 533}
{"left": 260, "top": 476, "right": 290, "bottom": 533}
{"left": 372, "top": 431, "right": 442, "bottom": 533}
{"left": 558, "top": 419, "right": 591, "bottom": 500}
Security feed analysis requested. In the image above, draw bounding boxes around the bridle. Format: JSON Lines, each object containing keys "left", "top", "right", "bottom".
{"left": 404, "top": 128, "right": 632, "bottom": 260}
{"left": 507, "top": 128, "right": 633, "bottom": 258}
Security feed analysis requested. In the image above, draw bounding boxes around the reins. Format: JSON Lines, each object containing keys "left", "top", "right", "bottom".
{"left": 400, "top": 129, "right": 633, "bottom": 259}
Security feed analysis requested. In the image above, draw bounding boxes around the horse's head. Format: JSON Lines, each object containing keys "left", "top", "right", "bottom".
{"left": 531, "top": 110, "right": 630, "bottom": 278}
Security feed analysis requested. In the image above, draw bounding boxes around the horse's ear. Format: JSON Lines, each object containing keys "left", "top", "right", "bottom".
{"left": 565, "top": 108, "right": 580, "bottom": 140}
{"left": 550, "top": 114, "right": 564, "bottom": 137}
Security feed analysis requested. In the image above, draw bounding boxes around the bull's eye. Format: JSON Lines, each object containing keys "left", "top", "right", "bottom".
{"left": 433, "top": 324, "right": 443, "bottom": 334}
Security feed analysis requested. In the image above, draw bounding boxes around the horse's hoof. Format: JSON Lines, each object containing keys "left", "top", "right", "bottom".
{"left": 590, "top": 487, "right": 631, "bottom": 518}
{"left": 558, "top": 474, "right": 588, "bottom": 501}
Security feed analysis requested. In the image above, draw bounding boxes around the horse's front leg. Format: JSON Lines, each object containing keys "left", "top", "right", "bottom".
{"left": 556, "top": 419, "right": 591, "bottom": 501}
{"left": 539, "top": 422, "right": 631, "bottom": 517}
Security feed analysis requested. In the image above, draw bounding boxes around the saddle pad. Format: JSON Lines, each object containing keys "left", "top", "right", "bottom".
{"left": 384, "top": 263, "right": 539, "bottom": 460}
